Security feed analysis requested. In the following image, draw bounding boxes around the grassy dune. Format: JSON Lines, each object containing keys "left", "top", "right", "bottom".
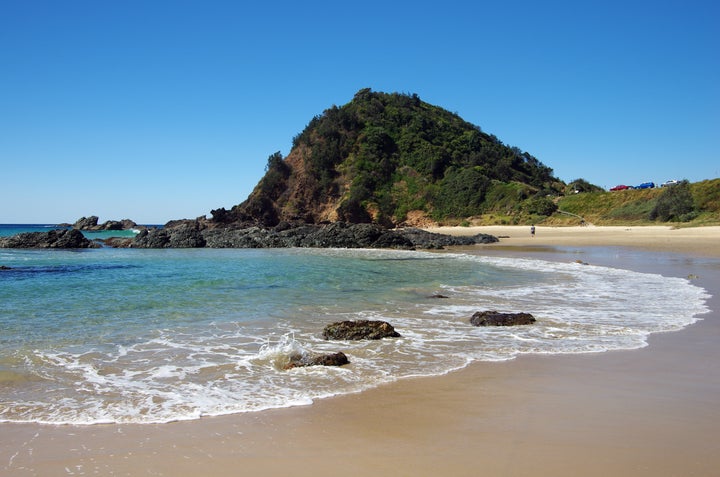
{"left": 553, "top": 178, "right": 720, "bottom": 226}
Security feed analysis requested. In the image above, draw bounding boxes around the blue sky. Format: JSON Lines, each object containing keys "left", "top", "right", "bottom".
{"left": 1, "top": 0, "right": 718, "bottom": 224}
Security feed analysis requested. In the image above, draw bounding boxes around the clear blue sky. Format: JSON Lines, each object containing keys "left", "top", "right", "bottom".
{"left": 1, "top": 0, "right": 718, "bottom": 224}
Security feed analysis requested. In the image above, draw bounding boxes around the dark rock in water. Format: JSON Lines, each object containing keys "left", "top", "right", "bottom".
{"left": 0, "top": 229, "right": 98, "bottom": 249}
{"left": 203, "top": 226, "right": 284, "bottom": 248}
{"left": 470, "top": 311, "right": 536, "bottom": 326}
{"left": 101, "top": 220, "right": 125, "bottom": 230}
{"left": 164, "top": 218, "right": 202, "bottom": 229}
{"left": 126, "top": 221, "right": 498, "bottom": 250}
{"left": 427, "top": 294, "right": 449, "bottom": 299}
{"left": 296, "top": 222, "right": 414, "bottom": 249}
{"left": 130, "top": 221, "right": 415, "bottom": 249}
{"left": 100, "top": 237, "right": 134, "bottom": 248}
{"left": 71, "top": 216, "right": 137, "bottom": 231}
{"left": 119, "top": 219, "right": 138, "bottom": 230}
{"left": 132, "top": 223, "right": 206, "bottom": 248}
{"left": 323, "top": 320, "right": 401, "bottom": 340}
{"left": 72, "top": 215, "right": 99, "bottom": 230}
{"left": 285, "top": 351, "right": 350, "bottom": 369}
{"left": 0, "top": 265, "right": 12, "bottom": 270}
{"left": 395, "top": 228, "right": 498, "bottom": 248}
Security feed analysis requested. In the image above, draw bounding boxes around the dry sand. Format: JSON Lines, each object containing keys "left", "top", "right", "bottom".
{"left": 2, "top": 225, "right": 719, "bottom": 476}
{"left": 427, "top": 224, "right": 720, "bottom": 256}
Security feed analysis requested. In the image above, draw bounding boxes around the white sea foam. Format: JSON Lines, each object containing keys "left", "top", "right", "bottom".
{"left": 0, "top": 249, "right": 710, "bottom": 425}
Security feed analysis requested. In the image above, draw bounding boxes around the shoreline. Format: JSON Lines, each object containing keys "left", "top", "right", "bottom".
{"left": 427, "top": 224, "right": 720, "bottom": 256}
{"left": 2, "top": 227, "right": 719, "bottom": 476}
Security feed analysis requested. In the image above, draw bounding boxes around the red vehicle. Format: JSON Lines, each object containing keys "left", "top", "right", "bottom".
{"left": 610, "top": 184, "right": 631, "bottom": 191}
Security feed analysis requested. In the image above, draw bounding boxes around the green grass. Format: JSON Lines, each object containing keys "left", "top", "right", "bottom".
{"left": 554, "top": 179, "right": 720, "bottom": 225}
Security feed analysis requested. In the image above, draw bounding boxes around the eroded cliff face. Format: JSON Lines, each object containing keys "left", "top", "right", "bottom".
{"left": 227, "top": 143, "right": 370, "bottom": 226}
{"left": 273, "top": 144, "right": 345, "bottom": 224}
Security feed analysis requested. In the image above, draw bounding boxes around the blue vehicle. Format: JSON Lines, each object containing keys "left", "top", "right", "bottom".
{"left": 636, "top": 182, "right": 655, "bottom": 189}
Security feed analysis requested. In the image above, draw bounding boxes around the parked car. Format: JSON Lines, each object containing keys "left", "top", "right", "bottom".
{"left": 610, "top": 184, "right": 631, "bottom": 191}
{"left": 661, "top": 180, "right": 679, "bottom": 187}
{"left": 636, "top": 182, "right": 655, "bottom": 189}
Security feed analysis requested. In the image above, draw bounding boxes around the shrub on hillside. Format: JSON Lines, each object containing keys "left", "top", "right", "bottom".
{"left": 523, "top": 197, "right": 558, "bottom": 216}
{"left": 649, "top": 180, "right": 697, "bottom": 222}
{"left": 567, "top": 178, "right": 603, "bottom": 193}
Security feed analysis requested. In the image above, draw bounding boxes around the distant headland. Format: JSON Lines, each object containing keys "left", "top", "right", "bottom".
{"left": 2, "top": 89, "right": 718, "bottom": 249}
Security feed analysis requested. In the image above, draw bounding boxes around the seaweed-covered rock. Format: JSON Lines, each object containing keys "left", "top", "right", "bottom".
{"left": 322, "top": 320, "right": 401, "bottom": 340}
{"left": 470, "top": 311, "right": 536, "bottom": 326}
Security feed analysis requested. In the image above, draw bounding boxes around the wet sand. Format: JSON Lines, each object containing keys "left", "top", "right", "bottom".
{"left": 2, "top": 227, "right": 719, "bottom": 476}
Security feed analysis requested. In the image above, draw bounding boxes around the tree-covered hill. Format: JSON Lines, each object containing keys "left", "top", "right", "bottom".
{"left": 212, "top": 88, "right": 564, "bottom": 227}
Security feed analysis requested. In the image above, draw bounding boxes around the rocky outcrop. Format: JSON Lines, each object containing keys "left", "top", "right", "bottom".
{"left": 102, "top": 219, "right": 137, "bottom": 230}
{"left": 322, "top": 320, "right": 401, "bottom": 340}
{"left": 128, "top": 221, "right": 497, "bottom": 250}
{"left": 99, "top": 237, "right": 135, "bottom": 248}
{"left": 72, "top": 216, "right": 137, "bottom": 231}
{"left": 72, "top": 216, "right": 100, "bottom": 230}
{"left": 396, "top": 228, "right": 498, "bottom": 248}
{"left": 132, "top": 222, "right": 206, "bottom": 248}
{"left": 1, "top": 220, "right": 498, "bottom": 251}
{"left": 285, "top": 351, "right": 350, "bottom": 369}
{"left": 0, "top": 229, "right": 98, "bottom": 249}
{"left": 470, "top": 311, "right": 536, "bottom": 326}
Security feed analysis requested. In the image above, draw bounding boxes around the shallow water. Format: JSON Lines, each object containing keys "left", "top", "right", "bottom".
{"left": 0, "top": 224, "right": 140, "bottom": 241}
{"left": 0, "top": 246, "right": 710, "bottom": 424}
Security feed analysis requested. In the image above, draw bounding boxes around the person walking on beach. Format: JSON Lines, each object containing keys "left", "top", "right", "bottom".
{"left": 530, "top": 224, "right": 535, "bottom": 237}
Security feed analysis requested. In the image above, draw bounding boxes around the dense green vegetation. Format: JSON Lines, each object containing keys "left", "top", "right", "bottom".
{"left": 214, "top": 88, "right": 718, "bottom": 227}
{"left": 230, "top": 88, "right": 563, "bottom": 225}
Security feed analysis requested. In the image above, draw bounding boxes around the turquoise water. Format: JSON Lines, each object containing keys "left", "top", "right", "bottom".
{"left": 0, "top": 245, "right": 711, "bottom": 424}
{"left": 0, "top": 224, "right": 56, "bottom": 236}
{"left": 0, "top": 224, "right": 140, "bottom": 241}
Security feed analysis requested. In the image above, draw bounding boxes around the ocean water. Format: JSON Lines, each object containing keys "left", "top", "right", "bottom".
{"left": 0, "top": 244, "right": 710, "bottom": 425}
{"left": 0, "top": 224, "right": 61, "bottom": 236}
{"left": 0, "top": 224, "right": 140, "bottom": 241}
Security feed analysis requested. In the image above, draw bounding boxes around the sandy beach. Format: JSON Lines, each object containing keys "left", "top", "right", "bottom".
{"left": 2, "top": 225, "right": 719, "bottom": 476}
{"left": 427, "top": 224, "right": 720, "bottom": 256}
